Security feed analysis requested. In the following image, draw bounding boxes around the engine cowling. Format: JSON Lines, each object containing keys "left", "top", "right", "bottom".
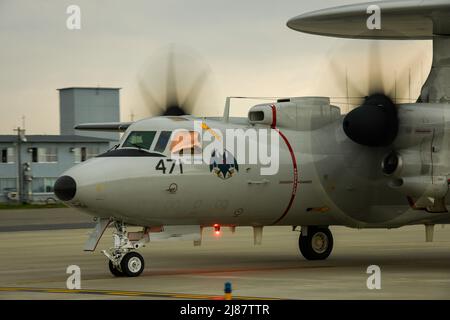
{"left": 381, "top": 148, "right": 449, "bottom": 212}
{"left": 388, "top": 176, "right": 448, "bottom": 200}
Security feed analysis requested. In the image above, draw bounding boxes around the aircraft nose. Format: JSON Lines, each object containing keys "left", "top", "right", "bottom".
{"left": 54, "top": 175, "right": 77, "bottom": 201}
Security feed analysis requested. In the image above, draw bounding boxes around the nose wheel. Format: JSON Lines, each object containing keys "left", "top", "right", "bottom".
{"left": 103, "top": 221, "right": 148, "bottom": 277}
{"left": 120, "top": 252, "right": 145, "bottom": 277}
{"left": 108, "top": 260, "right": 124, "bottom": 277}
{"left": 298, "top": 226, "right": 333, "bottom": 260}
{"left": 108, "top": 252, "right": 145, "bottom": 277}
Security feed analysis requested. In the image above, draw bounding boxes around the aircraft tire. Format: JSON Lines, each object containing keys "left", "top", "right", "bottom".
{"left": 299, "top": 226, "right": 333, "bottom": 260}
{"left": 120, "top": 252, "right": 145, "bottom": 277}
{"left": 108, "top": 260, "right": 125, "bottom": 277}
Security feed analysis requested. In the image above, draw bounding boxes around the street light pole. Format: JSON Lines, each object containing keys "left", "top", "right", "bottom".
{"left": 13, "top": 127, "right": 26, "bottom": 204}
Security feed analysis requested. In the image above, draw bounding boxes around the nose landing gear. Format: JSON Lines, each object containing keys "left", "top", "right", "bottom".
{"left": 298, "top": 226, "right": 333, "bottom": 260}
{"left": 103, "top": 222, "right": 148, "bottom": 277}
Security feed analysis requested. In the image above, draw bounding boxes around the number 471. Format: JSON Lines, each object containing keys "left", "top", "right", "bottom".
{"left": 155, "top": 159, "right": 183, "bottom": 174}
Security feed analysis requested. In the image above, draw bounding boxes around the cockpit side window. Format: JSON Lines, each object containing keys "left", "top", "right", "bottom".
{"left": 154, "top": 131, "right": 172, "bottom": 153}
{"left": 122, "top": 131, "right": 156, "bottom": 150}
{"left": 170, "top": 131, "right": 202, "bottom": 156}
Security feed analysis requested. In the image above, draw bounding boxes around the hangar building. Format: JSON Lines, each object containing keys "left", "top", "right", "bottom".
{"left": 0, "top": 87, "right": 120, "bottom": 203}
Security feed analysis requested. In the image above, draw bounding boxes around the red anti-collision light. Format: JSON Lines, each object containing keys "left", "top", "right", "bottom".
{"left": 214, "top": 224, "right": 221, "bottom": 236}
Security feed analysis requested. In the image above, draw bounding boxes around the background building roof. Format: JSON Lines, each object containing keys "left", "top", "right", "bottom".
{"left": 0, "top": 135, "right": 114, "bottom": 143}
{"left": 57, "top": 87, "right": 121, "bottom": 91}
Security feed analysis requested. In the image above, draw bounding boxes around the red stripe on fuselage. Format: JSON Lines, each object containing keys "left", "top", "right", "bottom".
{"left": 271, "top": 104, "right": 277, "bottom": 129}
{"left": 270, "top": 105, "right": 298, "bottom": 225}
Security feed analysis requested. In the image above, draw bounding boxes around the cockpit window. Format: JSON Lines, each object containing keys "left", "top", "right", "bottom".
{"left": 122, "top": 131, "right": 156, "bottom": 150}
{"left": 154, "top": 131, "right": 172, "bottom": 153}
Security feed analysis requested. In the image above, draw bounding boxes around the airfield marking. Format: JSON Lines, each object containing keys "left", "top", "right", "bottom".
{"left": 0, "top": 287, "right": 281, "bottom": 300}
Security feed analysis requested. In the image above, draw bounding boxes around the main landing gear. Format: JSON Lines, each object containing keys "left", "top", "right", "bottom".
{"left": 298, "top": 226, "right": 333, "bottom": 260}
{"left": 103, "top": 222, "right": 148, "bottom": 277}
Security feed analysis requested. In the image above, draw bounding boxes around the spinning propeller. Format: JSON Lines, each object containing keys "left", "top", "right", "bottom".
{"left": 138, "top": 45, "right": 212, "bottom": 117}
{"left": 330, "top": 42, "right": 422, "bottom": 147}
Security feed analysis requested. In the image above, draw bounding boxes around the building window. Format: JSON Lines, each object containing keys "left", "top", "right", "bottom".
{"left": 1, "top": 147, "right": 15, "bottom": 163}
{"left": 30, "top": 147, "right": 58, "bottom": 163}
{"left": 74, "top": 146, "right": 100, "bottom": 163}
{"left": 44, "top": 178, "right": 57, "bottom": 192}
{"left": 32, "top": 178, "right": 43, "bottom": 193}
{"left": 86, "top": 146, "right": 100, "bottom": 159}
{"left": 30, "top": 148, "right": 38, "bottom": 162}
{"left": 74, "top": 147, "right": 86, "bottom": 163}
{"left": 0, "top": 178, "right": 16, "bottom": 193}
{"left": 32, "top": 178, "right": 57, "bottom": 193}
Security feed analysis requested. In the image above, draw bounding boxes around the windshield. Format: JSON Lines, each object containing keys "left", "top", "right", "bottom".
{"left": 122, "top": 131, "right": 156, "bottom": 150}
{"left": 154, "top": 131, "right": 172, "bottom": 153}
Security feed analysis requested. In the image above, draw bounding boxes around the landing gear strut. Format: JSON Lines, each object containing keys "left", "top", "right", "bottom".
{"left": 103, "top": 221, "right": 147, "bottom": 277}
{"left": 298, "top": 226, "right": 333, "bottom": 260}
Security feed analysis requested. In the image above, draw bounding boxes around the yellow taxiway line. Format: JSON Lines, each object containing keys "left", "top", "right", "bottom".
{"left": 0, "top": 287, "right": 280, "bottom": 300}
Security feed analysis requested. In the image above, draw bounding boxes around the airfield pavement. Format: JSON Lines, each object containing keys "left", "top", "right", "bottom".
{"left": 0, "top": 208, "right": 449, "bottom": 299}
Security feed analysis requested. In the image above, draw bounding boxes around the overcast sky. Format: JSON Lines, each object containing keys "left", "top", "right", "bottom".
{"left": 0, "top": 0, "right": 432, "bottom": 134}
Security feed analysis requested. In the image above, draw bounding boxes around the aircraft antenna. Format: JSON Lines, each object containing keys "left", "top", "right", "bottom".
{"left": 409, "top": 68, "right": 412, "bottom": 102}
{"left": 420, "top": 60, "right": 423, "bottom": 86}
{"left": 345, "top": 68, "right": 349, "bottom": 113}
{"left": 223, "top": 97, "right": 231, "bottom": 123}
{"left": 394, "top": 71, "right": 397, "bottom": 104}
{"left": 222, "top": 96, "right": 283, "bottom": 123}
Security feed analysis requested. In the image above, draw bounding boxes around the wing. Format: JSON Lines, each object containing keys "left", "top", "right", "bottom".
{"left": 74, "top": 122, "right": 132, "bottom": 132}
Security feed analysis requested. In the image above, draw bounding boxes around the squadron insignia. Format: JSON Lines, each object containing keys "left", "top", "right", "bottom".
{"left": 209, "top": 149, "right": 239, "bottom": 180}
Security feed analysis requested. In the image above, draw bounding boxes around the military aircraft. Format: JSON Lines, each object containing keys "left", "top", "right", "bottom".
{"left": 54, "top": 0, "right": 450, "bottom": 277}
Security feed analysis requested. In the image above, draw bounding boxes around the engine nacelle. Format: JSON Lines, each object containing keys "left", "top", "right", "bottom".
{"left": 248, "top": 97, "right": 340, "bottom": 130}
{"left": 381, "top": 141, "right": 449, "bottom": 211}
{"left": 388, "top": 175, "right": 448, "bottom": 199}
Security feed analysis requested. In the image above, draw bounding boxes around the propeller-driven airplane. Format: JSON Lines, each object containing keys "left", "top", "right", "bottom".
{"left": 54, "top": 0, "right": 450, "bottom": 277}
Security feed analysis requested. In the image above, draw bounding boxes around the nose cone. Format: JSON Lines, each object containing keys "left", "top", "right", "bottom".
{"left": 54, "top": 175, "right": 77, "bottom": 201}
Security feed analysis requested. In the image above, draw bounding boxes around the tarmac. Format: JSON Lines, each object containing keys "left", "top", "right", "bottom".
{"left": 0, "top": 208, "right": 449, "bottom": 299}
